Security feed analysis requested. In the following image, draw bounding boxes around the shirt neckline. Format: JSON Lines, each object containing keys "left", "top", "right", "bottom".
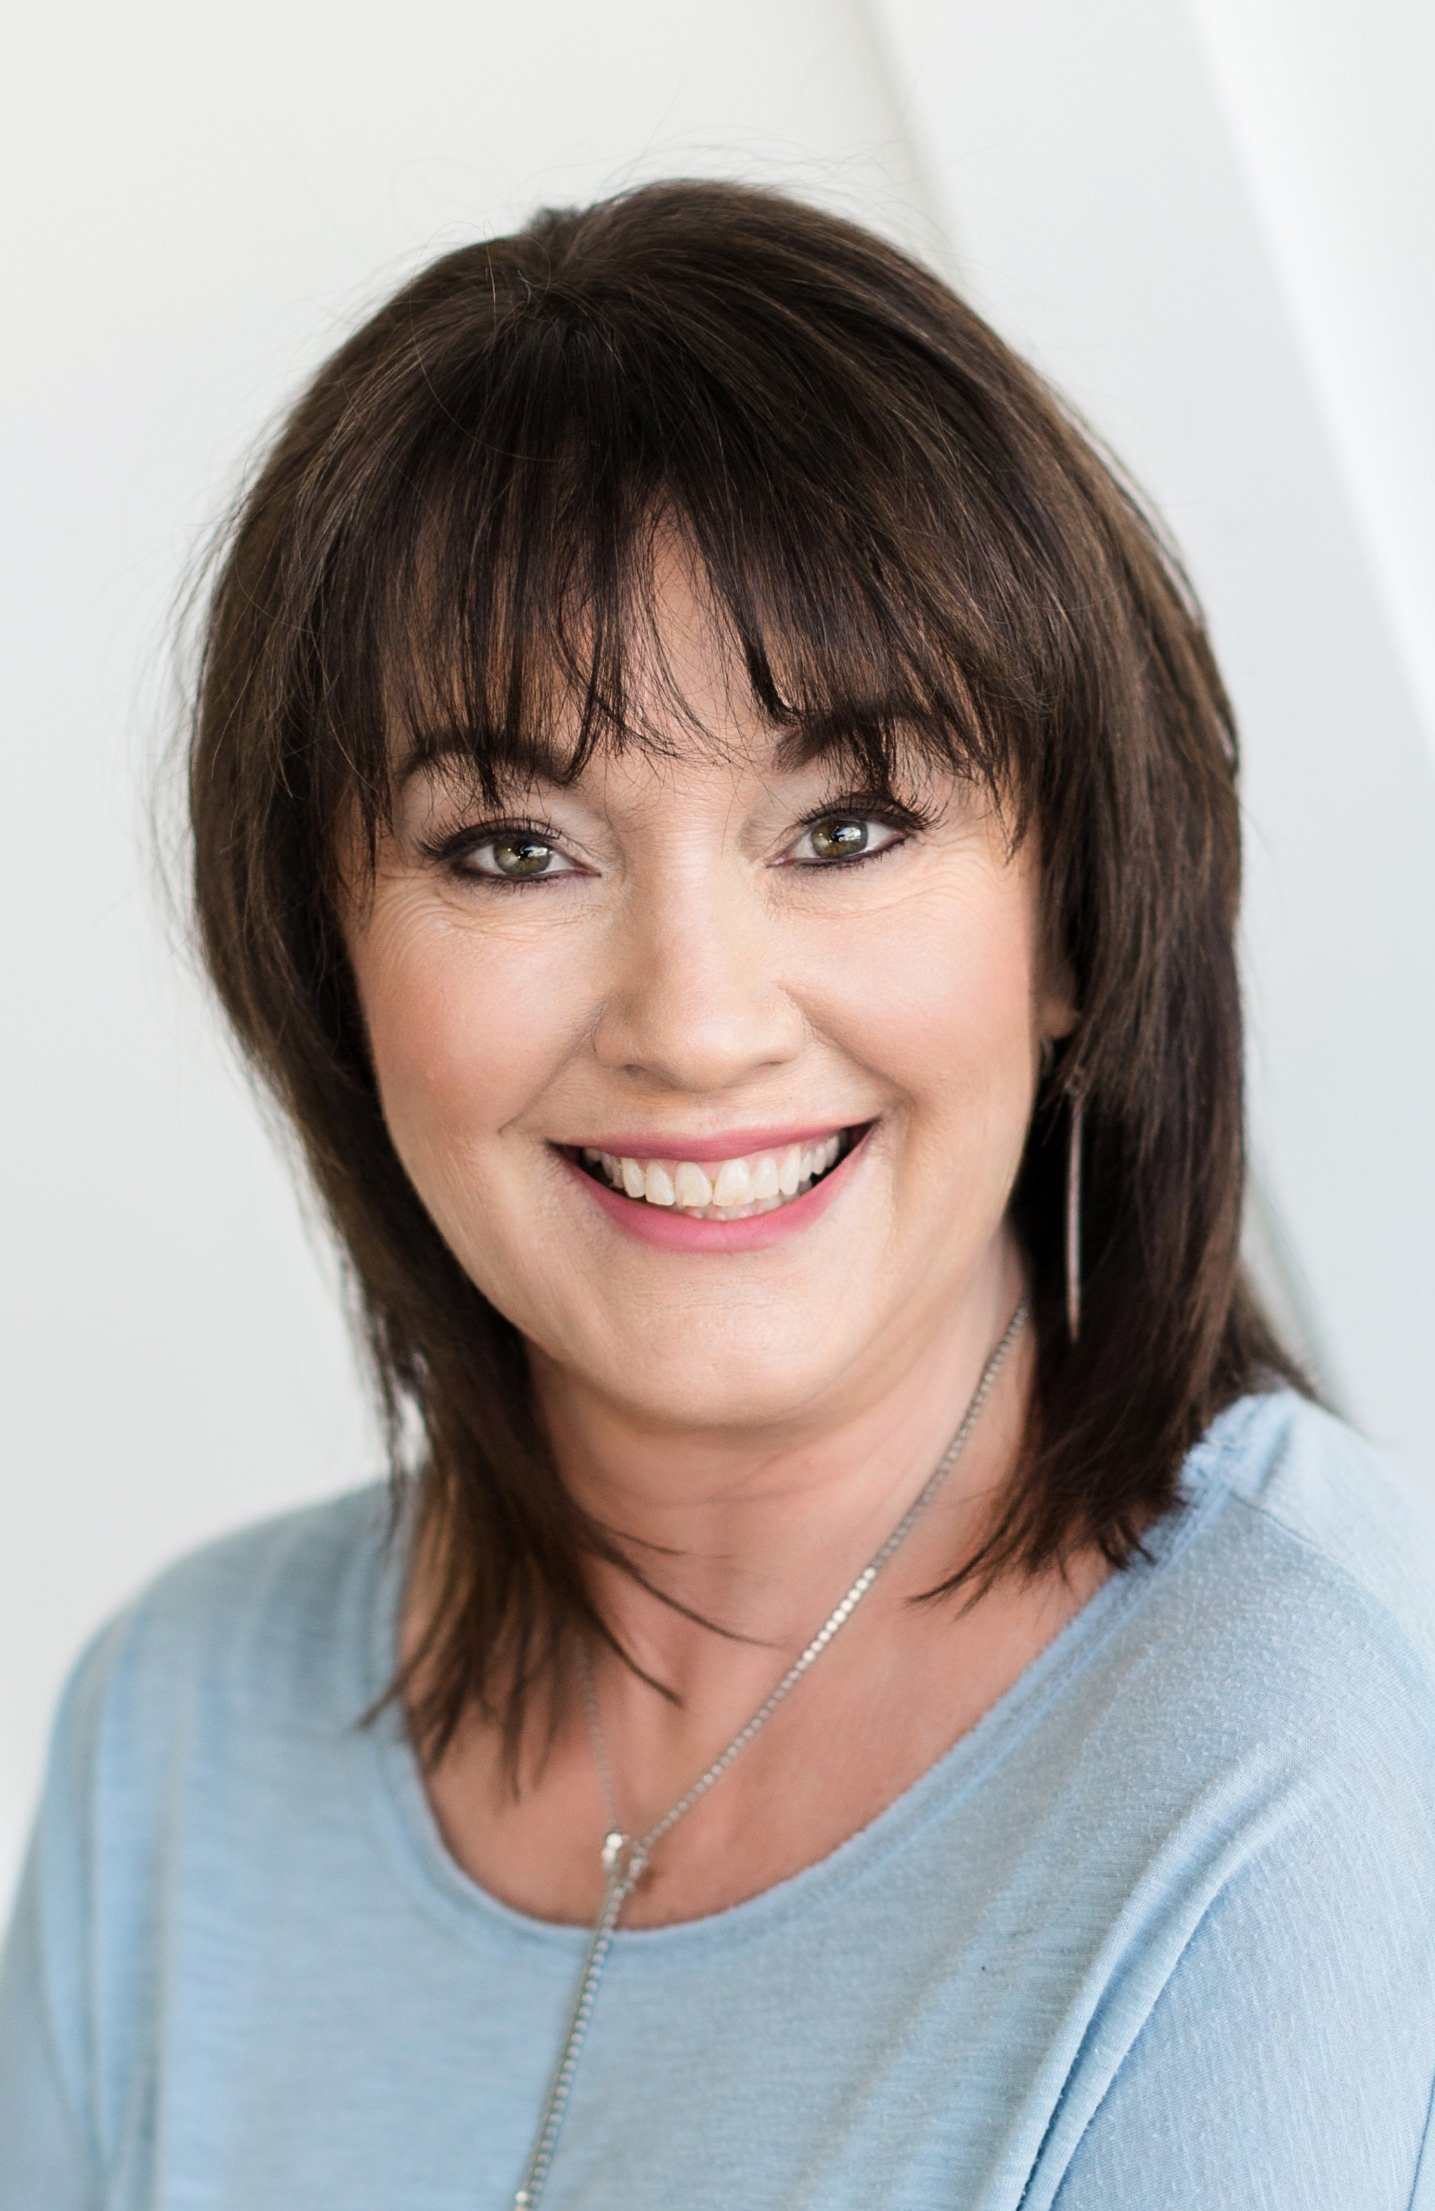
{"left": 358, "top": 1395, "right": 1262, "bottom": 1963}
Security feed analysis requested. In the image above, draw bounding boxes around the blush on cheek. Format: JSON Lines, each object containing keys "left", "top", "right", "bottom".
{"left": 351, "top": 919, "right": 587, "bottom": 1258}
{"left": 360, "top": 918, "right": 539, "bottom": 1113}
{"left": 809, "top": 878, "right": 1042, "bottom": 1231}
{"left": 826, "top": 896, "right": 1038, "bottom": 1095}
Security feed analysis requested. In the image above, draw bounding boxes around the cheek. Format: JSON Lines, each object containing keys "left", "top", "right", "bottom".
{"left": 810, "top": 874, "right": 1041, "bottom": 1153}
{"left": 349, "top": 907, "right": 571, "bottom": 1179}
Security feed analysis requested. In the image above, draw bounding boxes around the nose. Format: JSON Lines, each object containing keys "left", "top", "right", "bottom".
{"left": 590, "top": 864, "right": 806, "bottom": 1094}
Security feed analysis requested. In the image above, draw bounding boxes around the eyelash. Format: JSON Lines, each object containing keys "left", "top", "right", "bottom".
{"left": 419, "top": 797, "right": 936, "bottom": 888}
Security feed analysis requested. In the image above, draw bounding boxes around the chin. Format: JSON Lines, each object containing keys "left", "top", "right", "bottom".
{"left": 573, "top": 1320, "right": 850, "bottom": 1434}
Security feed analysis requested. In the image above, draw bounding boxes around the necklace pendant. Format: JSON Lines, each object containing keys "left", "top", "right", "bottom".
{"left": 600, "top": 1829, "right": 648, "bottom": 1891}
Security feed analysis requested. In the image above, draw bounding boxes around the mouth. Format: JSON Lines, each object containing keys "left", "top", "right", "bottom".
{"left": 563, "top": 1124, "right": 871, "bottom": 1223}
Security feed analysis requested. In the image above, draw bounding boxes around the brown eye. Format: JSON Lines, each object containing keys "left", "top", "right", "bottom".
{"left": 787, "top": 808, "right": 905, "bottom": 868}
{"left": 792, "top": 810, "right": 907, "bottom": 865}
{"left": 490, "top": 836, "right": 557, "bottom": 878}
{"left": 435, "top": 820, "right": 581, "bottom": 884}
{"left": 809, "top": 815, "right": 869, "bottom": 860}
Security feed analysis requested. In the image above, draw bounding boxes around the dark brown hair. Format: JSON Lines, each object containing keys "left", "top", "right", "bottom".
{"left": 188, "top": 178, "right": 1304, "bottom": 1765}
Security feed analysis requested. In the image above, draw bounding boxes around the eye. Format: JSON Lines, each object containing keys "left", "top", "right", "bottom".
{"left": 432, "top": 824, "right": 583, "bottom": 883}
{"left": 788, "top": 810, "right": 904, "bottom": 865}
{"left": 479, "top": 834, "right": 570, "bottom": 881}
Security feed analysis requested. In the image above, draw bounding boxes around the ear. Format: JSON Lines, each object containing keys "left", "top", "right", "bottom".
{"left": 1022, "top": 825, "right": 1078, "bottom": 1051}
{"left": 1036, "top": 941, "right": 1080, "bottom": 1050}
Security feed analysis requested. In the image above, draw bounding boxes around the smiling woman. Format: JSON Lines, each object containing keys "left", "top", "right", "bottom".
{"left": 346, "top": 537, "right": 1066, "bottom": 1443}
{"left": 3, "top": 180, "right": 1435, "bottom": 2211}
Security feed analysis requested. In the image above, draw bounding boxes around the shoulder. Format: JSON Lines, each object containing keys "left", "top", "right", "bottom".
{"left": 51, "top": 1480, "right": 400, "bottom": 1794}
{"left": 1099, "top": 1387, "right": 1435, "bottom": 1824}
{"left": 16, "top": 1487, "right": 403, "bottom": 2176}
{"left": 1181, "top": 1386, "right": 1435, "bottom": 1685}
{"left": 1198, "top": 1385, "right": 1435, "bottom": 1600}
{"left": 1031, "top": 1396, "right": 1435, "bottom": 2205}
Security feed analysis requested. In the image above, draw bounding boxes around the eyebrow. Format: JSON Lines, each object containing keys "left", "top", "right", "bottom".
{"left": 393, "top": 710, "right": 917, "bottom": 794}
{"left": 394, "top": 729, "right": 574, "bottom": 793}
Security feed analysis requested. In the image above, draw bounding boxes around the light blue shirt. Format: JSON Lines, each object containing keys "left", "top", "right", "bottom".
{"left": 4, "top": 1388, "right": 1435, "bottom": 2209}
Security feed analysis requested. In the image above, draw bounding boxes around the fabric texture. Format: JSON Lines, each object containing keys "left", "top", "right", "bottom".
{"left": 3, "top": 1387, "right": 1435, "bottom": 2209}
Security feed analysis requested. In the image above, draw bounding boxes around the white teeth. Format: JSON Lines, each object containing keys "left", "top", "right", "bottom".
{"left": 673, "top": 1162, "right": 713, "bottom": 1208}
{"left": 711, "top": 1156, "right": 754, "bottom": 1207}
{"left": 582, "top": 1130, "right": 858, "bottom": 1218}
{"left": 644, "top": 1163, "right": 676, "bottom": 1206}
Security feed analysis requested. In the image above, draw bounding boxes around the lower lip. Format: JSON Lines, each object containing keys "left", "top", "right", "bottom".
{"left": 559, "top": 1127, "right": 874, "bottom": 1252}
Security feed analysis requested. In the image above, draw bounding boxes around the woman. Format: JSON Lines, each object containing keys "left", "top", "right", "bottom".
{"left": 3, "top": 179, "right": 1433, "bottom": 2209}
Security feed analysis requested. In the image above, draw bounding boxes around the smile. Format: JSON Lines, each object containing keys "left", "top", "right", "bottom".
{"left": 576, "top": 1130, "right": 858, "bottom": 1221}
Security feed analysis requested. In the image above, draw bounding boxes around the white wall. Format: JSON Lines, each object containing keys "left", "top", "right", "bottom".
{"left": 3, "top": 0, "right": 1432, "bottom": 1908}
{"left": 872, "top": 0, "right": 1435, "bottom": 1463}
{"left": 0, "top": 0, "right": 942, "bottom": 1910}
{"left": 1193, "top": 0, "right": 1435, "bottom": 752}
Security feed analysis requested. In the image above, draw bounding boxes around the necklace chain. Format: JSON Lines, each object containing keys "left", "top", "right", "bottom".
{"left": 511, "top": 1297, "right": 1028, "bottom": 2209}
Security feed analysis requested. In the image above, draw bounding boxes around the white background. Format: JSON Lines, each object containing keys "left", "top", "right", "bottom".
{"left": 2, "top": 0, "right": 1432, "bottom": 1907}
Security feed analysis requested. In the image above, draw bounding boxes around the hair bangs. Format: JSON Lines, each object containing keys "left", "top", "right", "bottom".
{"left": 188, "top": 178, "right": 1306, "bottom": 1769}
{"left": 314, "top": 278, "right": 1032, "bottom": 879}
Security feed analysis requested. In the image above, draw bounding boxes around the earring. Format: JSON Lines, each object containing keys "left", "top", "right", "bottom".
{"left": 1065, "top": 1093, "right": 1085, "bottom": 1344}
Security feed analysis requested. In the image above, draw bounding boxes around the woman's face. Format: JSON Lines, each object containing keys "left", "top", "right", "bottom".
{"left": 343, "top": 543, "right": 1074, "bottom": 1435}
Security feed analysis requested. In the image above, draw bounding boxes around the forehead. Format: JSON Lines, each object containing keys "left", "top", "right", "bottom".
{"left": 394, "top": 532, "right": 754, "bottom": 768}
{"left": 399, "top": 731, "right": 947, "bottom": 839}
{"left": 389, "top": 527, "right": 947, "bottom": 806}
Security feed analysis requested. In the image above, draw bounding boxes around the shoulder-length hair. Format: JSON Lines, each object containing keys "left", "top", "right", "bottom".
{"left": 189, "top": 178, "right": 1303, "bottom": 1764}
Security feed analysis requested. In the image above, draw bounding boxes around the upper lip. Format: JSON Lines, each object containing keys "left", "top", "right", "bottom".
{"left": 558, "top": 1121, "right": 870, "bottom": 1163}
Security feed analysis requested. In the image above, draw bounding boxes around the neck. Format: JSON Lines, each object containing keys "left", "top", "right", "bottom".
{"left": 529, "top": 1230, "right": 1031, "bottom": 1699}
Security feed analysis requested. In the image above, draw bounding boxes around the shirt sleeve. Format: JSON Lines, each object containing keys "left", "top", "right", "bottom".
{"left": 0, "top": 1631, "right": 115, "bottom": 2211}
{"left": 1046, "top": 1776, "right": 1435, "bottom": 2211}
{"left": 0, "top": 1837, "right": 99, "bottom": 2208}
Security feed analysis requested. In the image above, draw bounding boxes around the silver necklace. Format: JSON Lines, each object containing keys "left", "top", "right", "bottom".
{"left": 510, "top": 1297, "right": 1028, "bottom": 2210}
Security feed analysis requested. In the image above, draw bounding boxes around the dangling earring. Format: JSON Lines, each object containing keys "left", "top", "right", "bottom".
{"left": 1065, "top": 1092, "right": 1085, "bottom": 1344}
